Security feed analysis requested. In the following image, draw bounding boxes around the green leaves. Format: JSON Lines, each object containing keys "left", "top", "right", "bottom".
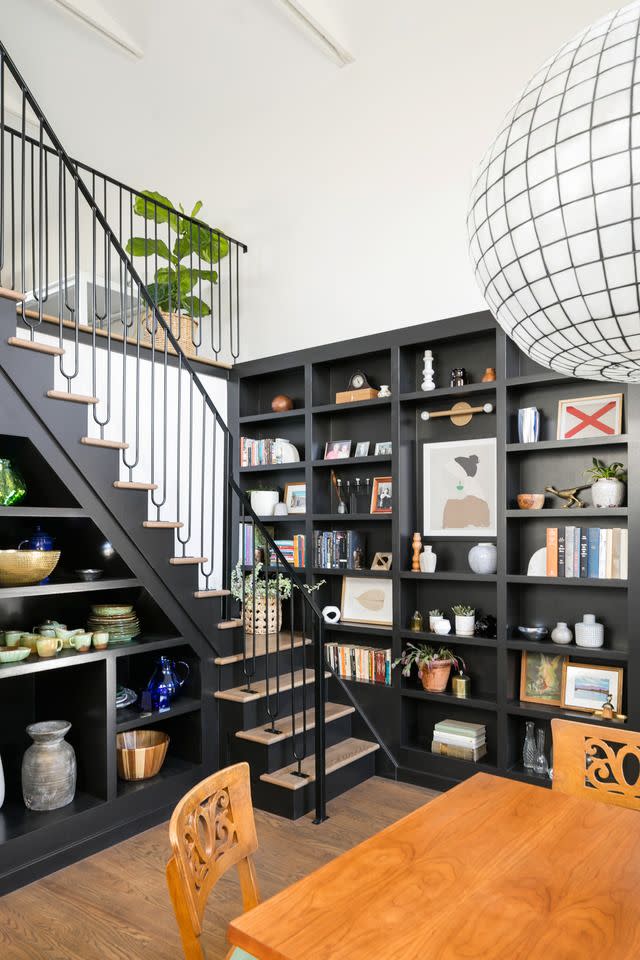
{"left": 182, "top": 295, "right": 211, "bottom": 317}
{"left": 125, "top": 237, "right": 174, "bottom": 263}
{"left": 132, "top": 190, "right": 179, "bottom": 230}
{"left": 178, "top": 219, "right": 229, "bottom": 264}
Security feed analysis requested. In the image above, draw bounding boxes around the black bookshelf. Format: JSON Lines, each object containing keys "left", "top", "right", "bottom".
{"left": 231, "top": 311, "right": 638, "bottom": 793}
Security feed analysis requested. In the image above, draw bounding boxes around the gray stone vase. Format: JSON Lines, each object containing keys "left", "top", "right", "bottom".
{"left": 22, "top": 720, "right": 77, "bottom": 811}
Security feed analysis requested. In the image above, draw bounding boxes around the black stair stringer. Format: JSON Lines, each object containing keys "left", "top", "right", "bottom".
{"left": 0, "top": 308, "right": 234, "bottom": 658}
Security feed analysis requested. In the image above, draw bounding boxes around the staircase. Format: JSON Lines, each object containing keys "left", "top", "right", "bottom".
{"left": 0, "top": 41, "right": 382, "bottom": 824}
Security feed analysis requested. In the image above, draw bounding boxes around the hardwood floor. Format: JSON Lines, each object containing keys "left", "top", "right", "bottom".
{"left": 0, "top": 777, "right": 436, "bottom": 959}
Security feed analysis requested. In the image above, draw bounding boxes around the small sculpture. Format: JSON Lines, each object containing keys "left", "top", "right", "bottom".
{"left": 419, "top": 545, "right": 437, "bottom": 573}
{"left": 421, "top": 350, "right": 435, "bottom": 391}
{"left": 545, "top": 483, "right": 591, "bottom": 508}
{"left": 450, "top": 368, "right": 468, "bottom": 387}
{"left": 411, "top": 532, "right": 422, "bottom": 571}
{"left": 377, "top": 385, "right": 391, "bottom": 398}
{"left": 481, "top": 367, "right": 496, "bottom": 382}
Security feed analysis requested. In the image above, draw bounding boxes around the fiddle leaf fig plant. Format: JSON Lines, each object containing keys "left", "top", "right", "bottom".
{"left": 125, "top": 190, "right": 229, "bottom": 318}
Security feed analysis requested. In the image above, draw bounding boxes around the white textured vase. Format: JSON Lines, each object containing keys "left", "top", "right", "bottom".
{"left": 575, "top": 614, "right": 604, "bottom": 648}
{"left": 551, "top": 622, "right": 573, "bottom": 645}
{"left": 455, "top": 615, "right": 475, "bottom": 637}
{"left": 419, "top": 545, "right": 437, "bottom": 573}
{"left": 591, "top": 478, "right": 625, "bottom": 508}
{"left": 468, "top": 542, "right": 497, "bottom": 575}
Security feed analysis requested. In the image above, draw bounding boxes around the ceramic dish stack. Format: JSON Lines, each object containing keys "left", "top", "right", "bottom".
{"left": 87, "top": 604, "right": 141, "bottom": 644}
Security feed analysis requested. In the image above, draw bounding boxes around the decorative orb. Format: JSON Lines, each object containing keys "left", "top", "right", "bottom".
{"left": 468, "top": 1, "right": 640, "bottom": 382}
{"left": 271, "top": 394, "right": 293, "bottom": 412}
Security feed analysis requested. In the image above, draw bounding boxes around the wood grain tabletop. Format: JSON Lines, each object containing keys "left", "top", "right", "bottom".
{"left": 228, "top": 772, "right": 640, "bottom": 959}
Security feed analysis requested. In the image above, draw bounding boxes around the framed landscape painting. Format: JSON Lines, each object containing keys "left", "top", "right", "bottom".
{"left": 561, "top": 662, "right": 623, "bottom": 713}
{"left": 423, "top": 438, "right": 496, "bottom": 536}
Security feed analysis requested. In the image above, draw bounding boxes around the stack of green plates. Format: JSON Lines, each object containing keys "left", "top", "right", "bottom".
{"left": 88, "top": 604, "right": 141, "bottom": 644}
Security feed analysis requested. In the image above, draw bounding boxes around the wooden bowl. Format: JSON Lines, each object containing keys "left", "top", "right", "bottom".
{"left": 516, "top": 493, "right": 545, "bottom": 510}
{"left": 116, "top": 729, "right": 169, "bottom": 781}
{"left": 0, "top": 550, "right": 61, "bottom": 586}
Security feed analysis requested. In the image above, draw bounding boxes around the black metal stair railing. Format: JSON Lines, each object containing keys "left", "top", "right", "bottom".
{"left": 0, "top": 41, "right": 328, "bottom": 822}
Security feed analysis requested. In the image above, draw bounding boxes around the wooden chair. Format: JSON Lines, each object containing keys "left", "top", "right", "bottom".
{"left": 552, "top": 718, "right": 640, "bottom": 811}
{"left": 167, "top": 762, "right": 260, "bottom": 960}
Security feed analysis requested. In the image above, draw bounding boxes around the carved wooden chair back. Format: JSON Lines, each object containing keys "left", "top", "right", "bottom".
{"left": 552, "top": 718, "right": 640, "bottom": 811}
{"left": 167, "top": 762, "right": 261, "bottom": 960}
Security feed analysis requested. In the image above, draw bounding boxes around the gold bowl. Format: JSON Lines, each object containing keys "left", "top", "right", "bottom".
{"left": 0, "top": 550, "right": 61, "bottom": 587}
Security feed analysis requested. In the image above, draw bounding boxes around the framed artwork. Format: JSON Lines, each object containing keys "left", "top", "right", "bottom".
{"left": 557, "top": 393, "right": 623, "bottom": 440}
{"left": 324, "top": 440, "right": 352, "bottom": 460}
{"left": 371, "top": 552, "right": 392, "bottom": 570}
{"left": 354, "top": 441, "right": 370, "bottom": 458}
{"left": 423, "top": 437, "right": 496, "bottom": 536}
{"left": 374, "top": 441, "right": 392, "bottom": 456}
{"left": 561, "top": 662, "right": 623, "bottom": 713}
{"left": 520, "top": 651, "right": 566, "bottom": 706}
{"left": 284, "top": 482, "right": 306, "bottom": 514}
{"left": 341, "top": 576, "right": 393, "bottom": 626}
{"left": 371, "top": 476, "right": 392, "bottom": 514}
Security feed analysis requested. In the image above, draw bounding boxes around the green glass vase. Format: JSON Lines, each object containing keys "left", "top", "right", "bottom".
{"left": 0, "top": 458, "right": 27, "bottom": 506}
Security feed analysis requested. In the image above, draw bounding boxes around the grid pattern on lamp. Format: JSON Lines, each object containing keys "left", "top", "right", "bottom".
{"left": 468, "top": 1, "right": 640, "bottom": 382}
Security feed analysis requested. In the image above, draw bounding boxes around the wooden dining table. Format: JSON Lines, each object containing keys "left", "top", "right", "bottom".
{"left": 227, "top": 772, "right": 640, "bottom": 959}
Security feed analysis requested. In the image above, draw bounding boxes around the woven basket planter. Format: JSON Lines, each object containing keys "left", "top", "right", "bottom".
{"left": 143, "top": 310, "right": 198, "bottom": 357}
{"left": 420, "top": 660, "right": 452, "bottom": 693}
{"left": 244, "top": 597, "right": 282, "bottom": 635}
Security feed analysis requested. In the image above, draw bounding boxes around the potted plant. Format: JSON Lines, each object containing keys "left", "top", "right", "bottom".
{"left": 247, "top": 486, "right": 279, "bottom": 517}
{"left": 452, "top": 603, "right": 475, "bottom": 637}
{"left": 230, "top": 562, "right": 324, "bottom": 635}
{"left": 125, "top": 191, "right": 228, "bottom": 357}
{"left": 393, "top": 643, "right": 464, "bottom": 693}
{"left": 585, "top": 458, "right": 626, "bottom": 508}
{"left": 428, "top": 609, "right": 443, "bottom": 632}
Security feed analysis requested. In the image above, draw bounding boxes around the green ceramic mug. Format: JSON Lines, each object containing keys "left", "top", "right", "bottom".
{"left": 36, "top": 636, "right": 63, "bottom": 658}
{"left": 4, "top": 630, "right": 23, "bottom": 647}
{"left": 72, "top": 633, "right": 92, "bottom": 652}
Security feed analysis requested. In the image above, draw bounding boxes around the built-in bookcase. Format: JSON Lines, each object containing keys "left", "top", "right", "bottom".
{"left": 231, "top": 312, "right": 640, "bottom": 792}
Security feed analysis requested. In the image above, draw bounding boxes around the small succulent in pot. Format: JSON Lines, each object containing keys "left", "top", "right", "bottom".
{"left": 585, "top": 458, "right": 626, "bottom": 508}
{"left": 428, "top": 608, "right": 443, "bottom": 632}
{"left": 452, "top": 603, "right": 476, "bottom": 637}
{"left": 393, "top": 643, "right": 465, "bottom": 693}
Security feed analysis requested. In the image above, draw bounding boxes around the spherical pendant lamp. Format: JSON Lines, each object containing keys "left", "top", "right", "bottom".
{"left": 468, "top": 1, "right": 640, "bottom": 382}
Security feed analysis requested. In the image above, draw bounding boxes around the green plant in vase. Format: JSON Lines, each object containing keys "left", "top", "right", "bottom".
{"left": 393, "top": 642, "right": 464, "bottom": 693}
{"left": 584, "top": 458, "right": 627, "bottom": 509}
{"left": 230, "top": 562, "right": 324, "bottom": 635}
{"left": 0, "top": 459, "right": 26, "bottom": 505}
{"left": 452, "top": 603, "right": 475, "bottom": 637}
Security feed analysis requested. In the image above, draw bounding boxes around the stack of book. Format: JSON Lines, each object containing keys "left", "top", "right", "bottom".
{"left": 431, "top": 719, "right": 487, "bottom": 762}
{"left": 325, "top": 643, "right": 392, "bottom": 685}
{"left": 240, "top": 437, "right": 299, "bottom": 466}
{"left": 314, "top": 530, "right": 366, "bottom": 569}
{"left": 545, "top": 527, "right": 627, "bottom": 579}
{"left": 269, "top": 535, "right": 305, "bottom": 568}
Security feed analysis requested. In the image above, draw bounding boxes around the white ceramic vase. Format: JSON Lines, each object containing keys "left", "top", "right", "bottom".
{"left": 591, "top": 478, "right": 625, "bottom": 508}
{"left": 249, "top": 490, "right": 279, "bottom": 517}
{"left": 434, "top": 619, "right": 451, "bottom": 635}
{"left": 455, "top": 614, "right": 475, "bottom": 637}
{"left": 575, "top": 614, "right": 604, "bottom": 648}
{"left": 419, "top": 545, "right": 437, "bottom": 573}
{"left": 429, "top": 614, "right": 443, "bottom": 632}
{"left": 551, "top": 621, "right": 572, "bottom": 645}
{"left": 468, "top": 542, "right": 497, "bottom": 575}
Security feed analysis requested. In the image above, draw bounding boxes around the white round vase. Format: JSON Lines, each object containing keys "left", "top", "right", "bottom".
{"left": 468, "top": 542, "right": 497, "bottom": 575}
{"left": 249, "top": 490, "right": 279, "bottom": 517}
{"left": 591, "top": 478, "right": 625, "bottom": 509}
{"left": 551, "top": 622, "right": 572, "bottom": 646}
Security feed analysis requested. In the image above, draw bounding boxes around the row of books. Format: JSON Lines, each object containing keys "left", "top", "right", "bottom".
{"left": 545, "top": 527, "right": 628, "bottom": 579}
{"left": 269, "top": 536, "right": 306, "bottom": 568}
{"left": 240, "top": 436, "right": 299, "bottom": 466}
{"left": 325, "top": 643, "right": 392, "bottom": 685}
{"left": 238, "top": 524, "right": 305, "bottom": 568}
{"left": 313, "top": 530, "right": 366, "bottom": 569}
{"left": 431, "top": 719, "right": 487, "bottom": 762}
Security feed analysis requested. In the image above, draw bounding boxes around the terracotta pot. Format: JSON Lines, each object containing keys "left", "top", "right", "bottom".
{"left": 420, "top": 660, "right": 452, "bottom": 693}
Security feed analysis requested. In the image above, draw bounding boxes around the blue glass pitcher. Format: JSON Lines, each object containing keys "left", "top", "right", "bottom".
{"left": 139, "top": 656, "right": 190, "bottom": 714}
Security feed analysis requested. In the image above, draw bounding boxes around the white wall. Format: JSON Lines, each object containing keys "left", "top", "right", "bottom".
{"left": 0, "top": 0, "right": 617, "bottom": 361}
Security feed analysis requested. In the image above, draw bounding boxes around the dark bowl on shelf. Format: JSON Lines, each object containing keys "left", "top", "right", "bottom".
{"left": 517, "top": 625, "right": 549, "bottom": 640}
{"left": 75, "top": 568, "right": 104, "bottom": 582}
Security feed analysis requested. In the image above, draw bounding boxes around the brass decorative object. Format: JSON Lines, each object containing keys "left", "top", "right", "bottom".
{"left": 0, "top": 549, "right": 61, "bottom": 587}
{"left": 420, "top": 401, "right": 494, "bottom": 427}
{"left": 545, "top": 483, "right": 591, "bottom": 508}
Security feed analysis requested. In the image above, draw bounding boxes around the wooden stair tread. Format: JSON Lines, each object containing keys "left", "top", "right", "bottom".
{"left": 214, "top": 632, "right": 312, "bottom": 665}
{"left": 214, "top": 669, "right": 330, "bottom": 703}
{"left": 8, "top": 336, "right": 63, "bottom": 356}
{"left": 218, "top": 619, "right": 242, "bottom": 630}
{"left": 194, "top": 588, "right": 231, "bottom": 598}
{"left": 260, "top": 738, "right": 379, "bottom": 790}
{"left": 236, "top": 702, "right": 354, "bottom": 746}
{"left": 169, "top": 556, "right": 207, "bottom": 565}
{"left": 113, "top": 481, "right": 158, "bottom": 491}
{"left": 81, "top": 437, "right": 129, "bottom": 450}
{"left": 143, "top": 520, "right": 184, "bottom": 529}
{"left": 47, "top": 389, "right": 97, "bottom": 404}
{"left": 1, "top": 287, "right": 26, "bottom": 302}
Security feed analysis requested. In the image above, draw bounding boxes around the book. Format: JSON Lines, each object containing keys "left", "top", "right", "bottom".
{"left": 564, "top": 526, "right": 574, "bottom": 578}
{"left": 621, "top": 528, "right": 629, "bottom": 579}
{"left": 431, "top": 741, "right": 488, "bottom": 762}
{"left": 611, "top": 527, "right": 621, "bottom": 580}
{"left": 433, "top": 719, "right": 485, "bottom": 739}
{"left": 587, "top": 527, "right": 600, "bottom": 578}
{"left": 433, "top": 731, "right": 486, "bottom": 749}
{"left": 605, "top": 529, "right": 614, "bottom": 579}
{"left": 546, "top": 528, "right": 558, "bottom": 577}
{"left": 324, "top": 642, "right": 392, "bottom": 685}
{"left": 573, "top": 527, "right": 580, "bottom": 578}
{"left": 557, "top": 528, "right": 566, "bottom": 577}
{"left": 579, "top": 528, "right": 589, "bottom": 578}
{"left": 598, "top": 528, "right": 608, "bottom": 579}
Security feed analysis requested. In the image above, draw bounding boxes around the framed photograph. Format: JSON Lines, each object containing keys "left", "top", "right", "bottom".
{"left": 371, "top": 551, "right": 392, "bottom": 571}
{"left": 324, "top": 440, "right": 352, "bottom": 460}
{"left": 557, "top": 393, "right": 623, "bottom": 440}
{"left": 354, "top": 441, "right": 370, "bottom": 458}
{"left": 423, "top": 437, "right": 496, "bottom": 536}
{"left": 374, "top": 441, "right": 392, "bottom": 456}
{"left": 341, "top": 576, "right": 393, "bottom": 626}
{"left": 520, "top": 651, "right": 566, "bottom": 706}
{"left": 561, "top": 662, "right": 623, "bottom": 714}
{"left": 371, "top": 476, "right": 392, "bottom": 514}
{"left": 284, "top": 482, "right": 306, "bottom": 514}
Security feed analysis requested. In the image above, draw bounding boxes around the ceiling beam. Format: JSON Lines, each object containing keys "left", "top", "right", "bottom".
{"left": 275, "top": 0, "right": 354, "bottom": 67}
{"left": 43, "top": 0, "right": 144, "bottom": 59}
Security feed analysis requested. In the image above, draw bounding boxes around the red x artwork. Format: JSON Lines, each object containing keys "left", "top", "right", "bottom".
{"left": 564, "top": 400, "right": 617, "bottom": 438}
